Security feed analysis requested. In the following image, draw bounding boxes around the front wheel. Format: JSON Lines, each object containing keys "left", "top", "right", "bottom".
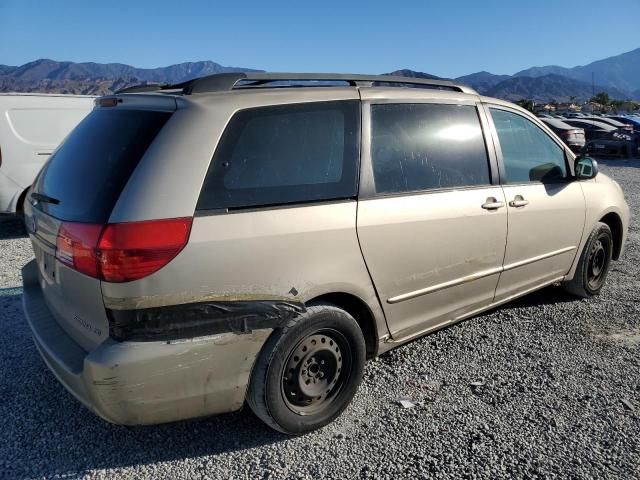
{"left": 246, "top": 303, "right": 366, "bottom": 435}
{"left": 563, "top": 222, "right": 613, "bottom": 297}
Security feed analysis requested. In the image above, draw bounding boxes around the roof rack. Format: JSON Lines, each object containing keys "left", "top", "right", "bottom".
{"left": 115, "top": 83, "right": 170, "bottom": 94}
{"left": 115, "top": 72, "right": 477, "bottom": 95}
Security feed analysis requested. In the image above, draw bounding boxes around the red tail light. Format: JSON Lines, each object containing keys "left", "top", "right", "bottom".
{"left": 55, "top": 218, "right": 192, "bottom": 282}
{"left": 56, "top": 223, "right": 103, "bottom": 277}
{"left": 98, "top": 218, "right": 192, "bottom": 282}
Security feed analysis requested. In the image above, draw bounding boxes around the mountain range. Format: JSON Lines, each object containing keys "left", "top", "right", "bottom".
{"left": 0, "top": 59, "right": 257, "bottom": 95}
{"left": 455, "top": 47, "right": 640, "bottom": 101}
{"left": 2, "top": 48, "right": 640, "bottom": 101}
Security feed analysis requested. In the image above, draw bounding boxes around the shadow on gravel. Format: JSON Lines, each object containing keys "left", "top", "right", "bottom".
{"left": 0, "top": 215, "right": 27, "bottom": 240}
{"left": 503, "top": 285, "right": 577, "bottom": 309}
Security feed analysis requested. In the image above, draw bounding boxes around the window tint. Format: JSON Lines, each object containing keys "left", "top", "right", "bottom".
{"left": 490, "top": 108, "right": 567, "bottom": 183}
{"left": 32, "top": 109, "right": 172, "bottom": 223}
{"left": 370, "top": 103, "right": 490, "bottom": 194}
{"left": 197, "top": 101, "right": 359, "bottom": 210}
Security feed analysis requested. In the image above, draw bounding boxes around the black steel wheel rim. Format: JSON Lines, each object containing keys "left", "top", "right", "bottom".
{"left": 587, "top": 235, "right": 611, "bottom": 290}
{"left": 281, "top": 329, "right": 352, "bottom": 416}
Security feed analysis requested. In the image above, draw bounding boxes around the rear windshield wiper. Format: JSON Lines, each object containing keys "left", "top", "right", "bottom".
{"left": 30, "top": 192, "right": 60, "bottom": 205}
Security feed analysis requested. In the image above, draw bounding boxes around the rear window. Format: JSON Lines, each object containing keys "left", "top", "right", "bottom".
{"left": 32, "top": 108, "right": 171, "bottom": 223}
{"left": 197, "top": 101, "right": 360, "bottom": 211}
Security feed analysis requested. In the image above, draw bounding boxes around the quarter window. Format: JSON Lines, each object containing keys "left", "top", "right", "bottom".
{"left": 370, "top": 103, "right": 490, "bottom": 194}
{"left": 490, "top": 108, "right": 567, "bottom": 183}
{"left": 197, "top": 101, "right": 359, "bottom": 210}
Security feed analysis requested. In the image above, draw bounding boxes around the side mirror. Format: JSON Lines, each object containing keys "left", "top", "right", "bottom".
{"left": 575, "top": 156, "right": 598, "bottom": 180}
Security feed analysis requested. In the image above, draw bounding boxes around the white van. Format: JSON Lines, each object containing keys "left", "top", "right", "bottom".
{"left": 0, "top": 93, "right": 94, "bottom": 214}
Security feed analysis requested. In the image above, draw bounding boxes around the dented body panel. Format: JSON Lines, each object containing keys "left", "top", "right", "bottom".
{"left": 23, "top": 260, "right": 270, "bottom": 425}
{"left": 107, "top": 300, "right": 306, "bottom": 341}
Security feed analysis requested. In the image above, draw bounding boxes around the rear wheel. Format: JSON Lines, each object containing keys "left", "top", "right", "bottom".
{"left": 247, "top": 303, "right": 365, "bottom": 435}
{"left": 563, "top": 222, "right": 613, "bottom": 297}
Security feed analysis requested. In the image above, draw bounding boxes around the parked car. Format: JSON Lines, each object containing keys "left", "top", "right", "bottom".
{"left": 21, "top": 73, "right": 629, "bottom": 435}
{"left": 608, "top": 116, "right": 640, "bottom": 134}
{"left": 583, "top": 116, "right": 634, "bottom": 133}
{"left": 540, "top": 118, "right": 586, "bottom": 152}
{"left": 585, "top": 138, "right": 638, "bottom": 157}
{"left": 564, "top": 118, "right": 636, "bottom": 157}
{"left": 563, "top": 118, "right": 618, "bottom": 141}
{"left": 0, "top": 93, "right": 94, "bottom": 215}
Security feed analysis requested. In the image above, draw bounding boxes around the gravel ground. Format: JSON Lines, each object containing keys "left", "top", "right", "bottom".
{"left": 1, "top": 159, "right": 639, "bottom": 479}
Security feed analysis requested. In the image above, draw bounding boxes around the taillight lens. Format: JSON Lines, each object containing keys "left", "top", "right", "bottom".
{"left": 55, "top": 218, "right": 192, "bottom": 282}
{"left": 98, "top": 218, "right": 192, "bottom": 282}
{"left": 56, "top": 223, "right": 103, "bottom": 277}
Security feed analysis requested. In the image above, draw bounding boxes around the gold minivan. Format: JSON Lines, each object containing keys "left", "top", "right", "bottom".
{"left": 22, "top": 73, "right": 629, "bottom": 434}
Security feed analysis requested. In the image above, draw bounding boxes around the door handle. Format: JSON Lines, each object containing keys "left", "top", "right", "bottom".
{"left": 481, "top": 198, "right": 505, "bottom": 210}
{"left": 509, "top": 195, "right": 529, "bottom": 208}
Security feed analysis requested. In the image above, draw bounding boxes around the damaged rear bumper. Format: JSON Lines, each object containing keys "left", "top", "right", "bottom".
{"left": 21, "top": 260, "right": 272, "bottom": 425}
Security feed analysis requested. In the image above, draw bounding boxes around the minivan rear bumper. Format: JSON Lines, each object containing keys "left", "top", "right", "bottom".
{"left": 22, "top": 259, "right": 270, "bottom": 425}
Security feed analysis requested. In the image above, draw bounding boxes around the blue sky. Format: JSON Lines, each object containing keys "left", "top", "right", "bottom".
{"left": 1, "top": 0, "right": 639, "bottom": 78}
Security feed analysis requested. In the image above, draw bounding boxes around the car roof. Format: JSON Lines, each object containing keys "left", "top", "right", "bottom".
{"left": 613, "top": 116, "right": 640, "bottom": 124}
{"left": 110, "top": 72, "right": 493, "bottom": 112}
{"left": 116, "top": 72, "right": 478, "bottom": 96}
{"left": 564, "top": 119, "right": 616, "bottom": 130}
{"left": 583, "top": 116, "right": 625, "bottom": 127}
{"left": 110, "top": 72, "right": 555, "bottom": 123}
{"left": 541, "top": 118, "right": 575, "bottom": 129}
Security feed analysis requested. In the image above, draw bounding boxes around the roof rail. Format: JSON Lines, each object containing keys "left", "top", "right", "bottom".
{"left": 116, "top": 72, "right": 477, "bottom": 95}
{"left": 115, "top": 83, "right": 170, "bottom": 94}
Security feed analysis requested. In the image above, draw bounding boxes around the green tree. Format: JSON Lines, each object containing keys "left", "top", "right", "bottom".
{"left": 625, "top": 101, "right": 640, "bottom": 113}
{"left": 516, "top": 99, "right": 535, "bottom": 113}
{"left": 610, "top": 99, "right": 624, "bottom": 113}
{"left": 615, "top": 100, "right": 640, "bottom": 113}
{"left": 590, "top": 92, "right": 611, "bottom": 112}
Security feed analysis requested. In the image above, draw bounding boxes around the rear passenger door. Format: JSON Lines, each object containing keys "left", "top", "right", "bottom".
{"left": 485, "top": 106, "right": 585, "bottom": 302}
{"left": 357, "top": 95, "right": 507, "bottom": 339}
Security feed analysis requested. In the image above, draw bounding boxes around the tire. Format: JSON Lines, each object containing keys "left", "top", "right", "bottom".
{"left": 15, "top": 188, "right": 29, "bottom": 224}
{"left": 246, "top": 303, "right": 366, "bottom": 435}
{"left": 563, "top": 222, "right": 613, "bottom": 298}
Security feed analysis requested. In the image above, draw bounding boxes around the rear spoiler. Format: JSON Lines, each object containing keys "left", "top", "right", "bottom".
{"left": 94, "top": 94, "right": 178, "bottom": 112}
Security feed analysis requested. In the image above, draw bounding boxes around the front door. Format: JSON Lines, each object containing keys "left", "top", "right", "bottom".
{"left": 357, "top": 98, "right": 507, "bottom": 338}
{"left": 486, "top": 106, "right": 586, "bottom": 302}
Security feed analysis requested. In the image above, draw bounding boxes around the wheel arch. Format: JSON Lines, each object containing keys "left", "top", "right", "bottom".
{"left": 14, "top": 186, "right": 30, "bottom": 216}
{"left": 599, "top": 211, "right": 623, "bottom": 260}
{"left": 307, "top": 292, "right": 379, "bottom": 359}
